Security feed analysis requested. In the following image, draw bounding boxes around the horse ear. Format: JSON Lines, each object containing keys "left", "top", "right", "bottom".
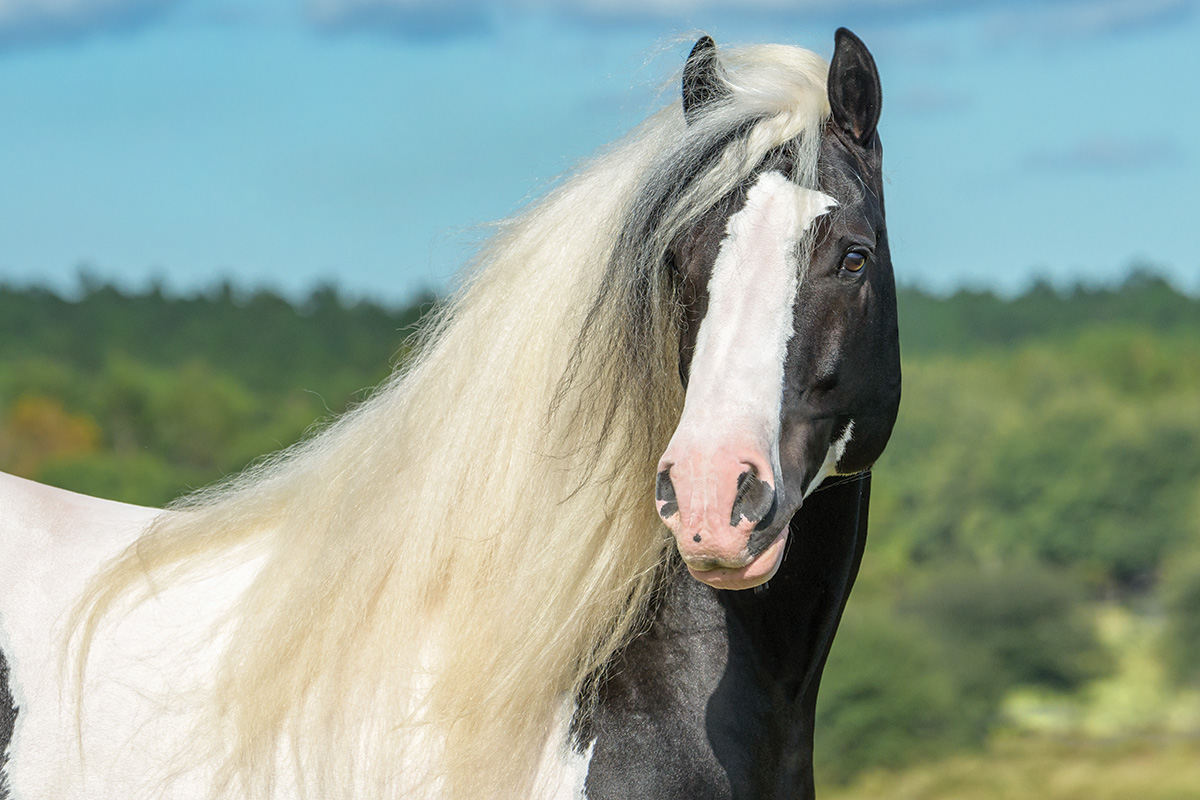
{"left": 682, "top": 35, "right": 729, "bottom": 123}
{"left": 828, "top": 28, "right": 881, "bottom": 147}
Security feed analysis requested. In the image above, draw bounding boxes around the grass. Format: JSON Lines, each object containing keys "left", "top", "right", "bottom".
{"left": 825, "top": 605, "right": 1200, "bottom": 800}
{"left": 824, "top": 736, "right": 1200, "bottom": 800}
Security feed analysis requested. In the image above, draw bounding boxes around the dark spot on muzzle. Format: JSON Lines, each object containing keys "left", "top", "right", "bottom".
{"left": 655, "top": 469, "right": 679, "bottom": 519}
{"left": 730, "top": 470, "right": 777, "bottom": 532}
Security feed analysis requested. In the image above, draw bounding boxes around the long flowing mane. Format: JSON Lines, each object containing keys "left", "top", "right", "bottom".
{"left": 71, "top": 43, "right": 832, "bottom": 799}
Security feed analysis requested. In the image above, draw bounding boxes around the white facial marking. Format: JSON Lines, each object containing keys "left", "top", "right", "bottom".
{"left": 670, "top": 171, "right": 837, "bottom": 476}
{"left": 803, "top": 420, "right": 856, "bottom": 500}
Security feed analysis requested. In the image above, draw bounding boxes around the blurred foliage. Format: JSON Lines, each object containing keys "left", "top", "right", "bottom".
{"left": 905, "top": 563, "right": 1110, "bottom": 728}
{"left": 817, "top": 562, "right": 1112, "bottom": 782}
{"left": 871, "top": 327, "right": 1200, "bottom": 593}
{"left": 1, "top": 268, "right": 1198, "bottom": 783}
{"left": 827, "top": 270, "right": 1200, "bottom": 783}
{"left": 0, "top": 277, "right": 434, "bottom": 396}
{"left": 1161, "top": 553, "right": 1200, "bottom": 687}
{"left": 0, "top": 279, "right": 435, "bottom": 506}
{"left": 908, "top": 563, "right": 1109, "bottom": 692}
{"left": 896, "top": 268, "right": 1200, "bottom": 356}
{"left": 0, "top": 394, "right": 101, "bottom": 475}
{"left": 815, "top": 607, "right": 975, "bottom": 782}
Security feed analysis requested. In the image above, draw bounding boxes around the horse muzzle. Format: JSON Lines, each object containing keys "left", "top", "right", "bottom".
{"left": 655, "top": 442, "right": 792, "bottom": 590}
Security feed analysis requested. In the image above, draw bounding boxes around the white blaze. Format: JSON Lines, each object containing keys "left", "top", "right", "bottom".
{"left": 668, "top": 170, "right": 836, "bottom": 482}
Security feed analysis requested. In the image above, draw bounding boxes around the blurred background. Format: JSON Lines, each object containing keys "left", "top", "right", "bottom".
{"left": 2, "top": 1, "right": 1199, "bottom": 797}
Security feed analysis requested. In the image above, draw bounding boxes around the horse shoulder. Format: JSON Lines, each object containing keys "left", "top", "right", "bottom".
{"left": 0, "top": 473, "right": 236, "bottom": 799}
{"left": 0, "top": 471, "right": 157, "bottom": 623}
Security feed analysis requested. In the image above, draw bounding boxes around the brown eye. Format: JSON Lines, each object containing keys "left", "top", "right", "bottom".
{"left": 841, "top": 251, "right": 867, "bottom": 274}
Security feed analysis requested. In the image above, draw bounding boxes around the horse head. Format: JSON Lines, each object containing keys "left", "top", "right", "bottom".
{"left": 656, "top": 30, "right": 901, "bottom": 590}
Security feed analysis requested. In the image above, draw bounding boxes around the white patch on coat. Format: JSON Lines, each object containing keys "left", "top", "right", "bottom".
{"left": 0, "top": 472, "right": 595, "bottom": 799}
{"left": 530, "top": 698, "right": 593, "bottom": 800}
{"left": 668, "top": 170, "right": 836, "bottom": 480}
{"left": 0, "top": 472, "right": 267, "bottom": 799}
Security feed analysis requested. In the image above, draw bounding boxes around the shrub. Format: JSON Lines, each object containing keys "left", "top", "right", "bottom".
{"left": 903, "top": 562, "right": 1111, "bottom": 717}
{"left": 815, "top": 605, "right": 977, "bottom": 784}
{"left": 1161, "top": 551, "right": 1200, "bottom": 687}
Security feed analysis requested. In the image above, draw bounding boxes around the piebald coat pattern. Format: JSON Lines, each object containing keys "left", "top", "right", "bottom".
{"left": 1, "top": 28, "right": 899, "bottom": 800}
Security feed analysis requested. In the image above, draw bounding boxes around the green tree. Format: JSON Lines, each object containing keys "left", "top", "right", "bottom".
{"left": 815, "top": 606, "right": 976, "bottom": 784}
{"left": 903, "top": 562, "right": 1111, "bottom": 719}
{"left": 0, "top": 394, "right": 102, "bottom": 477}
{"left": 1161, "top": 547, "right": 1200, "bottom": 687}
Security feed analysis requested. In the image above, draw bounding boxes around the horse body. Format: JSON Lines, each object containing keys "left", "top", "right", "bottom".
{"left": 0, "top": 474, "right": 256, "bottom": 798}
{"left": 0, "top": 479, "right": 866, "bottom": 800}
{"left": 0, "top": 474, "right": 592, "bottom": 799}
{"left": 1, "top": 29, "right": 898, "bottom": 799}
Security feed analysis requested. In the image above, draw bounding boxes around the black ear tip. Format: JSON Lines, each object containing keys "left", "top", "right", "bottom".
{"left": 683, "top": 33, "right": 728, "bottom": 122}
{"left": 689, "top": 35, "right": 716, "bottom": 59}
{"left": 834, "top": 27, "right": 869, "bottom": 54}
{"left": 829, "top": 26, "right": 882, "bottom": 146}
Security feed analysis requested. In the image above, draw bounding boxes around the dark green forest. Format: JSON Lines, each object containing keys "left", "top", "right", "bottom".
{"left": 0, "top": 279, "right": 435, "bottom": 504}
{"left": 2, "top": 271, "right": 1198, "bottom": 785}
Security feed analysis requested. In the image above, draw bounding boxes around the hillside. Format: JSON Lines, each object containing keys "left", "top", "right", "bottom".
{"left": 2, "top": 271, "right": 1198, "bottom": 785}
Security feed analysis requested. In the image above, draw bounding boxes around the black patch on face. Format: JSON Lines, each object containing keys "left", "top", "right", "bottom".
{"left": 1, "top": 647, "right": 15, "bottom": 799}
{"left": 730, "top": 470, "right": 776, "bottom": 533}
{"left": 655, "top": 469, "right": 679, "bottom": 519}
{"left": 745, "top": 526, "right": 780, "bottom": 559}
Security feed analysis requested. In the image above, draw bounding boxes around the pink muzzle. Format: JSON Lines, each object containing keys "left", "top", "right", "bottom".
{"left": 656, "top": 437, "right": 784, "bottom": 590}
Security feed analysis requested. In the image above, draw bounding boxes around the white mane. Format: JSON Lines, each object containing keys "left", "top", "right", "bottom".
{"left": 72, "top": 42, "right": 832, "bottom": 800}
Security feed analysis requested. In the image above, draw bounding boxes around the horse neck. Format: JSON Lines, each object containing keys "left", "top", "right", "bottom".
{"left": 707, "top": 475, "right": 869, "bottom": 797}
{"left": 719, "top": 472, "right": 871, "bottom": 694}
{"left": 581, "top": 474, "right": 870, "bottom": 800}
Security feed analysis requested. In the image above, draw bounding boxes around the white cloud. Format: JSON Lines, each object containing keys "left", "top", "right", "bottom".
{"left": 12, "top": 0, "right": 1183, "bottom": 44}
{"left": 0, "top": 0, "right": 176, "bottom": 44}
{"left": 300, "top": 0, "right": 970, "bottom": 38}
{"left": 303, "top": 0, "right": 1196, "bottom": 37}
{"left": 306, "top": 0, "right": 490, "bottom": 35}
{"left": 1024, "top": 136, "right": 1183, "bottom": 172}
{"left": 989, "top": 0, "right": 1194, "bottom": 42}
{"left": 305, "top": 0, "right": 928, "bottom": 25}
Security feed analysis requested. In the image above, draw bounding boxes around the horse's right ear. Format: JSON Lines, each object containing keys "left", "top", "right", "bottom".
{"left": 682, "top": 36, "right": 729, "bottom": 123}
{"left": 828, "top": 28, "right": 882, "bottom": 147}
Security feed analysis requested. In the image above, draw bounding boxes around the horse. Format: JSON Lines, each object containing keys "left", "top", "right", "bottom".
{"left": 0, "top": 28, "right": 899, "bottom": 800}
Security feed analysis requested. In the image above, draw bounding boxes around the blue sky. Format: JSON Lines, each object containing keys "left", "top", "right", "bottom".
{"left": 1, "top": 0, "right": 1197, "bottom": 302}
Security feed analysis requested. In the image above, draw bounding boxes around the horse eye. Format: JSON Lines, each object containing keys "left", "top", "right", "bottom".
{"left": 841, "top": 251, "right": 867, "bottom": 274}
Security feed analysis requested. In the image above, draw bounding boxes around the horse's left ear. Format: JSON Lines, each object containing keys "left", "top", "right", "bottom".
{"left": 682, "top": 35, "right": 729, "bottom": 123}
{"left": 828, "top": 28, "right": 882, "bottom": 147}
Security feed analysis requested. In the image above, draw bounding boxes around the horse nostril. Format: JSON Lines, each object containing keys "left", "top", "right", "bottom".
{"left": 655, "top": 469, "right": 679, "bottom": 519}
{"left": 731, "top": 470, "right": 777, "bottom": 530}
